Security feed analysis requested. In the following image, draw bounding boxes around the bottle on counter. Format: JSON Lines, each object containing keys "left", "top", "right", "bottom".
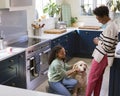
{"left": 0, "top": 31, "right": 4, "bottom": 50}
{"left": 0, "top": 37, "right": 4, "bottom": 50}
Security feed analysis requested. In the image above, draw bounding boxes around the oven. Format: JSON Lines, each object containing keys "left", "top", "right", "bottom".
{"left": 9, "top": 37, "right": 51, "bottom": 90}
{"left": 26, "top": 40, "right": 51, "bottom": 90}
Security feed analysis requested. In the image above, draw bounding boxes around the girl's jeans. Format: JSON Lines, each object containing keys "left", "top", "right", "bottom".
{"left": 49, "top": 78, "right": 78, "bottom": 96}
{"left": 86, "top": 55, "right": 108, "bottom": 96}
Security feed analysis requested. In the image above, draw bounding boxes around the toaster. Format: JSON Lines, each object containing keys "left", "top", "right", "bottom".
{"left": 55, "top": 21, "right": 67, "bottom": 29}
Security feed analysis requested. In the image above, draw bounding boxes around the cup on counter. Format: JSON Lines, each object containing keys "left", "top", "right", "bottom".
{"left": 6, "top": 47, "right": 12, "bottom": 53}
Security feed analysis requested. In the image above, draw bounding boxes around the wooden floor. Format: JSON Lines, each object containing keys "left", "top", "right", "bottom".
{"left": 35, "top": 57, "right": 110, "bottom": 96}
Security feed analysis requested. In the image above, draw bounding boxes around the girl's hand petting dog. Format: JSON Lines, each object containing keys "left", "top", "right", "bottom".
{"left": 75, "top": 68, "right": 80, "bottom": 72}
{"left": 66, "top": 69, "right": 79, "bottom": 76}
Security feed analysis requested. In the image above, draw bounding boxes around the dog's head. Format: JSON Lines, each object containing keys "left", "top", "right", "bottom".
{"left": 73, "top": 61, "right": 87, "bottom": 72}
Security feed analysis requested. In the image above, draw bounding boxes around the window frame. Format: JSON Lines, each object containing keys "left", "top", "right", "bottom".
{"left": 80, "top": 0, "right": 107, "bottom": 16}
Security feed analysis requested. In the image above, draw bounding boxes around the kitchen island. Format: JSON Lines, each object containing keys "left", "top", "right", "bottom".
{"left": 109, "top": 42, "right": 120, "bottom": 96}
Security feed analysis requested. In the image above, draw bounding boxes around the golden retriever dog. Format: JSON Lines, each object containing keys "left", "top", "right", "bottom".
{"left": 71, "top": 61, "right": 87, "bottom": 96}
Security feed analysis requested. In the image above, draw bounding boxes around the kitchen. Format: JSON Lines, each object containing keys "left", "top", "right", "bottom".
{"left": 0, "top": 0, "right": 120, "bottom": 96}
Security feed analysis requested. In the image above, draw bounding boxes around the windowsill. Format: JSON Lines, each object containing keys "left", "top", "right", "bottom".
{"left": 79, "top": 15, "right": 96, "bottom": 18}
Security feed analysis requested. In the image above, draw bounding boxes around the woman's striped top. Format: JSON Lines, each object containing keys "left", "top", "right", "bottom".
{"left": 92, "top": 20, "right": 119, "bottom": 66}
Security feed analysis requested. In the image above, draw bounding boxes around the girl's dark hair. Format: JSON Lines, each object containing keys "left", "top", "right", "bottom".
{"left": 48, "top": 45, "right": 63, "bottom": 65}
{"left": 93, "top": 6, "right": 109, "bottom": 17}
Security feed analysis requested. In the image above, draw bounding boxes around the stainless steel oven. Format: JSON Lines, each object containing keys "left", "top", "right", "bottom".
{"left": 26, "top": 40, "right": 51, "bottom": 89}
{"left": 9, "top": 37, "right": 51, "bottom": 90}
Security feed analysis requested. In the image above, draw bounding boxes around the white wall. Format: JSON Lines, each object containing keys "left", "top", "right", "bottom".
{"left": 65, "top": 0, "right": 101, "bottom": 26}
{"left": 27, "top": 0, "right": 102, "bottom": 37}
{"left": 26, "top": 0, "right": 35, "bottom": 36}
{"left": 27, "top": 0, "right": 56, "bottom": 37}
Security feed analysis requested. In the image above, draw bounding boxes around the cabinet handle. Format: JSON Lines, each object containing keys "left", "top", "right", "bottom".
{"left": 9, "top": 60, "right": 14, "bottom": 63}
{"left": 11, "top": 83, "right": 16, "bottom": 86}
{"left": 43, "top": 48, "right": 51, "bottom": 54}
{"left": 20, "top": 55, "right": 24, "bottom": 58}
{"left": 39, "top": 53, "right": 42, "bottom": 56}
{"left": 8, "top": 66, "right": 14, "bottom": 69}
{"left": 65, "top": 35, "right": 68, "bottom": 38}
{"left": 58, "top": 39, "right": 61, "bottom": 41}
{"left": 85, "top": 32, "right": 89, "bottom": 35}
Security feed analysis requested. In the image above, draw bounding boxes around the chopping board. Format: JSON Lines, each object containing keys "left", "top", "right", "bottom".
{"left": 44, "top": 29, "right": 66, "bottom": 34}
{"left": 79, "top": 26, "right": 101, "bottom": 30}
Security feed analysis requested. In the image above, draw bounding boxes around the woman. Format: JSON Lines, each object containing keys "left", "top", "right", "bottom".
{"left": 86, "top": 6, "right": 119, "bottom": 96}
{"left": 48, "top": 45, "right": 78, "bottom": 96}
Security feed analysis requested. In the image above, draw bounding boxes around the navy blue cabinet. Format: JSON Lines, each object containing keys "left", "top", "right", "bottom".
{"left": 0, "top": 52, "right": 26, "bottom": 88}
{"left": 51, "top": 30, "right": 102, "bottom": 58}
{"left": 67, "top": 30, "right": 79, "bottom": 57}
{"left": 51, "top": 31, "right": 78, "bottom": 60}
{"left": 76, "top": 30, "right": 101, "bottom": 58}
{"left": 109, "top": 58, "right": 120, "bottom": 96}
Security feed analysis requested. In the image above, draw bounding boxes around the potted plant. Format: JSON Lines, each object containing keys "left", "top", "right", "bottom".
{"left": 107, "top": 0, "right": 120, "bottom": 12}
{"left": 107, "top": 0, "right": 120, "bottom": 19}
{"left": 43, "top": 0, "right": 61, "bottom": 17}
{"left": 71, "top": 17, "right": 78, "bottom": 27}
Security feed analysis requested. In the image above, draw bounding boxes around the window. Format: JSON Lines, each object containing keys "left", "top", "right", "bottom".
{"left": 35, "top": 0, "right": 56, "bottom": 19}
{"left": 80, "top": 0, "right": 107, "bottom": 15}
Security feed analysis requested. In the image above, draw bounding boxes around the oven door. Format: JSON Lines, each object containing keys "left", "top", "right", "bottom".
{"left": 26, "top": 54, "right": 41, "bottom": 89}
{"left": 39, "top": 48, "right": 51, "bottom": 83}
{"left": 28, "top": 56, "right": 40, "bottom": 81}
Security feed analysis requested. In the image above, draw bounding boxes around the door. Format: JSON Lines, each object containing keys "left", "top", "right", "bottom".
{"left": 78, "top": 30, "right": 101, "bottom": 57}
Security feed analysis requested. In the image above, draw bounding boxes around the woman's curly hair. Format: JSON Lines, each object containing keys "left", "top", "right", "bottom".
{"left": 93, "top": 6, "right": 109, "bottom": 17}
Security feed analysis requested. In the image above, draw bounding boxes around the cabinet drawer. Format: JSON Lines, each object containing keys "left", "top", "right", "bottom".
{"left": 0, "top": 56, "right": 18, "bottom": 70}
{"left": 0, "top": 64, "right": 17, "bottom": 84}
{"left": 0, "top": 56, "right": 18, "bottom": 84}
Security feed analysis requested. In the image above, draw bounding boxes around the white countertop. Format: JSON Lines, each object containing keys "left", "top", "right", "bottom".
{"left": 0, "top": 47, "right": 25, "bottom": 61}
{"left": 31, "top": 28, "right": 76, "bottom": 40}
{"left": 0, "top": 85, "right": 61, "bottom": 96}
{"left": 30, "top": 27, "right": 103, "bottom": 40}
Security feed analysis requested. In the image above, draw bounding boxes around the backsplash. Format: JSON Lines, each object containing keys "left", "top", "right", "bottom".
{"left": 30, "top": 17, "right": 56, "bottom": 36}
{"left": 0, "top": 9, "right": 27, "bottom": 45}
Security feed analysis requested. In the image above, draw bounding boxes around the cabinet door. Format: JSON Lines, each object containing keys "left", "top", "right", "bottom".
{"left": 0, "top": 0, "right": 32, "bottom": 9}
{"left": 51, "top": 35, "right": 68, "bottom": 48}
{"left": 0, "top": 55, "right": 18, "bottom": 84}
{"left": 0, "top": 52, "right": 26, "bottom": 88}
{"left": 78, "top": 30, "right": 101, "bottom": 57}
{"left": 51, "top": 32, "right": 72, "bottom": 61}
{"left": 17, "top": 52, "right": 26, "bottom": 88}
{"left": 67, "top": 31, "right": 79, "bottom": 57}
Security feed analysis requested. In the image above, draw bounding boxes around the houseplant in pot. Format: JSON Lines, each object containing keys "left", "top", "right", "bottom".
{"left": 107, "top": 0, "right": 120, "bottom": 12}
{"left": 71, "top": 17, "right": 78, "bottom": 27}
{"left": 43, "top": 0, "right": 61, "bottom": 17}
